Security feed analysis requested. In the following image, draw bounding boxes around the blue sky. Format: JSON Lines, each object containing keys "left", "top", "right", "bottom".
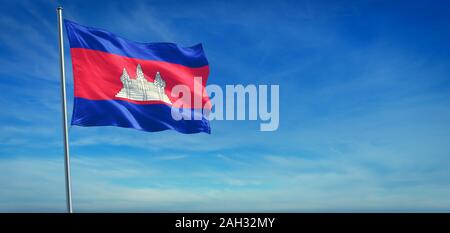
{"left": 1, "top": 0, "right": 450, "bottom": 212}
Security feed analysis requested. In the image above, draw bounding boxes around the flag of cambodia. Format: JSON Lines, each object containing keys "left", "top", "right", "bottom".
{"left": 64, "top": 20, "right": 211, "bottom": 134}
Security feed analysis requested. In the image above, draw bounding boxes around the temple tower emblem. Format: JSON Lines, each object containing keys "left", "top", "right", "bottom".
{"left": 115, "top": 64, "right": 172, "bottom": 104}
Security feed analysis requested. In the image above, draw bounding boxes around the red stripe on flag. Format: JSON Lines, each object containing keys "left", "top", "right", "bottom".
{"left": 70, "top": 48, "right": 211, "bottom": 108}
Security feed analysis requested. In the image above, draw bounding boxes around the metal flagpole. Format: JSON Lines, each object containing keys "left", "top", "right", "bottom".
{"left": 57, "top": 6, "right": 73, "bottom": 213}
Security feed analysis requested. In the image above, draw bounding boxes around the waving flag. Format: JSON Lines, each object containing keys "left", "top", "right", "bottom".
{"left": 64, "top": 20, "right": 211, "bottom": 134}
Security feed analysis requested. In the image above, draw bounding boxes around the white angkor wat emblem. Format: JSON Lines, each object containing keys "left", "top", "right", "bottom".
{"left": 115, "top": 64, "right": 172, "bottom": 104}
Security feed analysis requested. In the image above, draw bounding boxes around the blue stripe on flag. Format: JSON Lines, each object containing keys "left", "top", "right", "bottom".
{"left": 64, "top": 19, "right": 209, "bottom": 68}
{"left": 71, "top": 98, "right": 211, "bottom": 134}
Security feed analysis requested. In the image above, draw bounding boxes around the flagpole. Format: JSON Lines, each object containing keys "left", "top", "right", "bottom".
{"left": 57, "top": 6, "right": 73, "bottom": 213}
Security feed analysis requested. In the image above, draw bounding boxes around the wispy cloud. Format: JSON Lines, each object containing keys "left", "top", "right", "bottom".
{"left": 2, "top": 153, "right": 450, "bottom": 212}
